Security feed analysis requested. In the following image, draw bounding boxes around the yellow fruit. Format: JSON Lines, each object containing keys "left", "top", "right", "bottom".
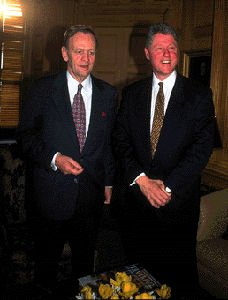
{"left": 98, "top": 283, "right": 114, "bottom": 299}
{"left": 122, "top": 281, "right": 132, "bottom": 293}
{"left": 119, "top": 281, "right": 139, "bottom": 298}
{"left": 155, "top": 284, "right": 171, "bottom": 299}
{"left": 110, "top": 294, "right": 119, "bottom": 299}
{"left": 80, "top": 285, "right": 92, "bottom": 299}
{"left": 115, "top": 272, "right": 132, "bottom": 286}
{"left": 135, "top": 292, "right": 154, "bottom": 299}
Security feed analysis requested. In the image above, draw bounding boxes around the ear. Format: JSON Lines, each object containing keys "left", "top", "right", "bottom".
{"left": 61, "top": 46, "right": 68, "bottom": 62}
{"left": 144, "top": 48, "right": 150, "bottom": 61}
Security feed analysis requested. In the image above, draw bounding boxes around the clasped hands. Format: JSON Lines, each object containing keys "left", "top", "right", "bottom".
{"left": 55, "top": 153, "right": 112, "bottom": 204}
{"left": 136, "top": 175, "right": 171, "bottom": 208}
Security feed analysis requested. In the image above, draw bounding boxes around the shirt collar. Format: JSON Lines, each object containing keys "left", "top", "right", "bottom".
{"left": 152, "top": 70, "right": 177, "bottom": 89}
{"left": 66, "top": 71, "right": 92, "bottom": 93}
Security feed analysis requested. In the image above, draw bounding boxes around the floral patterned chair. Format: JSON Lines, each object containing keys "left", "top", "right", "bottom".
{"left": 197, "top": 188, "right": 228, "bottom": 299}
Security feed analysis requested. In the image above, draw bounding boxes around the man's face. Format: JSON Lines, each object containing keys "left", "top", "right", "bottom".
{"left": 61, "top": 32, "right": 96, "bottom": 82}
{"left": 144, "top": 33, "right": 178, "bottom": 80}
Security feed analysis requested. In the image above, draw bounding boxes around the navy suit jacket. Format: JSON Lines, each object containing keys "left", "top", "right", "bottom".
{"left": 17, "top": 72, "right": 118, "bottom": 220}
{"left": 113, "top": 74, "right": 215, "bottom": 224}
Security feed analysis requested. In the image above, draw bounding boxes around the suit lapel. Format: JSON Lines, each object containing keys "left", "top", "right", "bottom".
{"left": 52, "top": 72, "right": 80, "bottom": 151}
{"left": 136, "top": 77, "right": 153, "bottom": 149}
{"left": 156, "top": 74, "right": 185, "bottom": 154}
{"left": 83, "top": 77, "right": 105, "bottom": 152}
{"left": 127, "top": 77, "right": 153, "bottom": 164}
{"left": 163, "top": 74, "right": 185, "bottom": 125}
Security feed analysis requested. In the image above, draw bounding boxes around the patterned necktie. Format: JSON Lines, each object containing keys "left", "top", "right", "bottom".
{"left": 150, "top": 82, "right": 164, "bottom": 157}
{"left": 72, "top": 84, "right": 86, "bottom": 152}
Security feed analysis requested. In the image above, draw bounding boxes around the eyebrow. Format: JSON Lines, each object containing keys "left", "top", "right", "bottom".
{"left": 73, "top": 47, "right": 96, "bottom": 51}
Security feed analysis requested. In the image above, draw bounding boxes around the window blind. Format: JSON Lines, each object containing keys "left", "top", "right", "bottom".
{"left": 0, "top": 0, "right": 24, "bottom": 128}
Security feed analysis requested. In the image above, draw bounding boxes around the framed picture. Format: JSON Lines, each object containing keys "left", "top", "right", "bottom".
{"left": 182, "top": 50, "right": 211, "bottom": 87}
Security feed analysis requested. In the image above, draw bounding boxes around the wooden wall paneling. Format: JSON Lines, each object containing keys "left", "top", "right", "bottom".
{"left": 202, "top": 0, "right": 228, "bottom": 188}
{"left": 93, "top": 24, "right": 162, "bottom": 98}
{"left": 179, "top": 0, "right": 195, "bottom": 51}
{"left": 31, "top": 0, "right": 77, "bottom": 78}
{"left": 175, "top": 0, "right": 228, "bottom": 188}
{"left": 92, "top": 26, "right": 152, "bottom": 103}
{"left": 193, "top": 0, "right": 214, "bottom": 27}
{"left": 191, "top": 0, "right": 214, "bottom": 49}
{"left": 163, "top": 0, "right": 183, "bottom": 32}
{"left": 93, "top": 27, "right": 126, "bottom": 87}
{"left": 76, "top": 0, "right": 170, "bottom": 90}
{"left": 21, "top": 0, "right": 35, "bottom": 77}
{"left": 76, "top": 0, "right": 169, "bottom": 27}
{"left": 126, "top": 25, "right": 152, "bottom": 86}
{"left": 179, "top": 0, "right": 214, "bottom": 53}
{"left": 221, "top": 0, "right": 228, "bottom": 155}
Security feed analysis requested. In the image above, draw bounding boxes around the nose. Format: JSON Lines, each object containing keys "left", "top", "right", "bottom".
{"left": 82, "top": 51, "right": 89, "bottom": 62}
{"left": 163, "top": 48, "right": 170, "bottom": 57}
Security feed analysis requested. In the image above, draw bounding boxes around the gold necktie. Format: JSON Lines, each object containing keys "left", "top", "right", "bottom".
{"left": 150, "top": 82, "right": 164, "bottom": 157}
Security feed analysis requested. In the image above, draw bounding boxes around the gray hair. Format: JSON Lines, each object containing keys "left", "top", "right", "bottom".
{"left": 145, "top": 23, "right": 178, "bottom": 49}
{"left": 63, "top": 25, "right": 98, "bottom": 49}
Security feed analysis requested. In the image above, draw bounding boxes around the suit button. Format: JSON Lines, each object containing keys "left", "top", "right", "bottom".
{"left": 74, "top": 178, "right": 78, "bottom": 184}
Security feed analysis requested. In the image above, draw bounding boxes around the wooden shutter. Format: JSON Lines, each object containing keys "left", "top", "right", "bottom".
{"left": 0, "top": 0, "right": 24, "bottom": 127}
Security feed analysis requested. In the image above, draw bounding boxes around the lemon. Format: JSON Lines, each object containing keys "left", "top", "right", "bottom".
{"left": 122, "top": 281, "right": 132, "bottom": 293}
{"left": 135, "top": 292, "right": 154, "bottom": 299}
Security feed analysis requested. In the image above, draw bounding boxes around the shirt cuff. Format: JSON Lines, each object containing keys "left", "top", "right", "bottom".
{"left": 165, "top": 186, "right": 171, "bottom": 193}
{"left": 130, "top": 172, "right": 146, "bottom": 186}
{"left": 50, "top": 152, "right": 60, "bottom": 171}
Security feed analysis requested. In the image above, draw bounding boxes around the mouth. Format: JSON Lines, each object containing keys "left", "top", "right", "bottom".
{"left": 80, "top": 65, "right": 89, "bottom": 70}
{"left": 162, "top": 60, "right": 171, "bottom": 64}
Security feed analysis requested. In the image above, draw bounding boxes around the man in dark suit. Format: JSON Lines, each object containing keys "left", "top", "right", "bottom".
{"left": 17, "top": 25, "right": 117, "bottom": 295}
{"left": 113, "top": 23, "right": 215, "bottom": 297}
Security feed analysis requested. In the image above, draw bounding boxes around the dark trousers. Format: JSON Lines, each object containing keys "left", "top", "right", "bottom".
{"left": 118, "top": 187, "right": 200, "bottom": 297}
{"left": 31, "top": 210, "right": 101, "bottom": 291}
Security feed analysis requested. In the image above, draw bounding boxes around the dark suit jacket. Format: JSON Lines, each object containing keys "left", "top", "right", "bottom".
{"left": 17, "top": 72, "right": 118, "bottom": 220}
{"left": 113, "top": 74, "right": 215, "bottom": 224}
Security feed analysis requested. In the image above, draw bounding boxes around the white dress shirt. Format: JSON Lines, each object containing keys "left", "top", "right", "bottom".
{"left": 150, "top": 71, "right": 176, "bottom": 131}
{"left": 67, "top": 71, "right": 93, "bottom": 135}
{"left": 51, "top": 71, "right": 93, "bottom": 170}
{"left": 132, "top": 70, "right": 177, "bottom": 190}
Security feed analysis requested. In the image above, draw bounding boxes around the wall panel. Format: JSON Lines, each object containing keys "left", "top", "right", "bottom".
{"left": 202, "top": 0, "right": 228, "bottom": 188}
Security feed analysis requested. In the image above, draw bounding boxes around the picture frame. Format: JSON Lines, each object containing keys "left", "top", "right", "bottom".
{"left": 182, "top": 50, "right": 212, "bottom": 87}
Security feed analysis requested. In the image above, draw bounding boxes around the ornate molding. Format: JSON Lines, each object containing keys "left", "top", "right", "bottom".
{"left": 77, "top": 0, "right": 170, "bottom": 16}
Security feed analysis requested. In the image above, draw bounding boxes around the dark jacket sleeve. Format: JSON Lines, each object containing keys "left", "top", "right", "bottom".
{"left": 103, "top": 85, "right": 118, "bottom": 186}
{"left": 163, "top": 85, "right": 215, "bottom": 193}
{"left": 16, "top": 78, "right": 57, "bottom": 170}
{"left": 112, "top": 84, "right": 149, "bottom": 185}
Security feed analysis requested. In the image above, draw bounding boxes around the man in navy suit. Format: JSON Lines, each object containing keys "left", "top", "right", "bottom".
{"left": 17, "top": 25, "right": 117, "bottom": 295}
{"left": 113, "top": 23, "right": 215, "bottom": 297}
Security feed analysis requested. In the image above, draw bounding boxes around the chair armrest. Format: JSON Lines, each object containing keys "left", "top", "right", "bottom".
{"left": 197, "top": 189, "right": 228, "bottom": 242}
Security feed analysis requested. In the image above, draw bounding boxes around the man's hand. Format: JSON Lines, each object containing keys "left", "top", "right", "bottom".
{"left": 136, "top": 176, "right": 171, "bottom": 208}
{"left": 55, "top": 154, "right": 83, "bottom": 176}
{"left": 104, "top": 186, "right": 112, "bottom": 204}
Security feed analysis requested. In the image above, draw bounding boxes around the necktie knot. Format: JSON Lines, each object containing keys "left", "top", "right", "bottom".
{"left": 158, "top": 82, "right": 164, "bottom": 98}
{"left": 77, "top": 84, "right": 83, "bottom": 94}
{"left": 158, "top": 81, "right": 163, "bottom": 89}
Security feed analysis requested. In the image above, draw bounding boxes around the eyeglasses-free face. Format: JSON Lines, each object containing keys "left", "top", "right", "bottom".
{"left": 144, "top": 33, "right": 179, "bottom": 80}
{"left": 62, "top": 32, "right": 96, "bottom": 83}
